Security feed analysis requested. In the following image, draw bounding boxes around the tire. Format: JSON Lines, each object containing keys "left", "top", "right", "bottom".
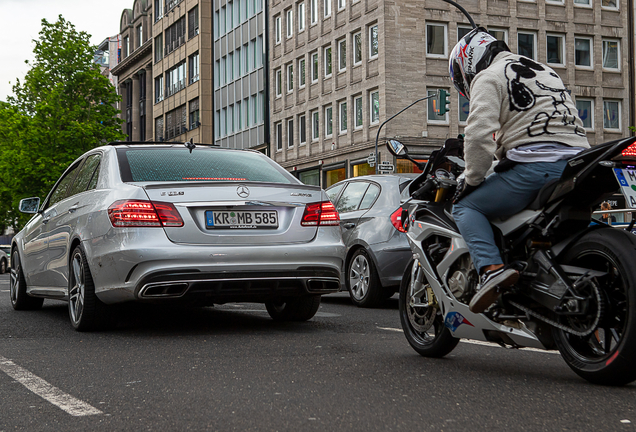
{"left": 68, "top": 245, "right": 108, "bottom": 331}
{"left": 400, "top": 259, "right": 459, "bottom": 358}
{"left": 0, "top": 258, "right": 6, "bottom": 274}
{"left": 347, "top": 248, "right": 383, "bottom": 308}
{"left": 265, "top": 296, "right": 321, "bottom": 321}
{"left": 9, "top": 249, "right": 44, "bottom": 310}
{"left": 553, "top": 228, "right": 636, "bottom": 386}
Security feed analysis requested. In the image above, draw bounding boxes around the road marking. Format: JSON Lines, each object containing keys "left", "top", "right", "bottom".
{"left": 376, "top": 327, "right": 560, "bottom": 355}
{"left": 231, "top": 309, "right": 340, "bottom": 318}
{"left": 0, "top": 355, "right": 102, "bottom": 416}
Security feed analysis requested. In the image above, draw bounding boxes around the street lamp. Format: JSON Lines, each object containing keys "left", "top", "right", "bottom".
{"left": 373, "top": 93, "right": 439, "bottom": 173}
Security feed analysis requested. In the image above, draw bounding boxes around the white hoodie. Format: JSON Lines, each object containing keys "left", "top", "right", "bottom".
{"left": 463, "top": 51, "right": 590, "bottom": 186}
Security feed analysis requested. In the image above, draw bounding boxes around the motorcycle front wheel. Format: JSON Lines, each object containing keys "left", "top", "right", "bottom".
{"left": 399, "top": 259, "right": 459, "bottom": 357}
{"left": 554, "top": 228, "right": 636, "bottom": 386}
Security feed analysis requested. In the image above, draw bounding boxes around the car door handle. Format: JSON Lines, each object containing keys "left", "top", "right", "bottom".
{"left": 343, "top": 222, "right": 356, "bottom": 229}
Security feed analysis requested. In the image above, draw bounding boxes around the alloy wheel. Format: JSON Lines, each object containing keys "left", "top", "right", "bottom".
{"left": 69, "top": 252, "right": 86, "bottom": 325}
{"left": 9, "top": 254, "right": 19, "bottom": 305}
{"left": 349, "top": 254, "right": 370, "bottom": 301}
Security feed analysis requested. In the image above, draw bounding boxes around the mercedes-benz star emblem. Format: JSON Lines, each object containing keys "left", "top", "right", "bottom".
{"left": 237, "top": 185, "right": 250, "bottom": 198}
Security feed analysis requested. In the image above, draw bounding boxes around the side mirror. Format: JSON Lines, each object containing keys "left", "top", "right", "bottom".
{"left": 386, "top": 139, "right": 408, "bottom": 157}
{"left": 19, "top": 197, "right": 40, "bottom": 214}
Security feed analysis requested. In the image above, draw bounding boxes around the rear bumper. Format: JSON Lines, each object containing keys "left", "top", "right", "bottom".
{"left": 369, "top": 234, "right": 413, "bottom": 289}
{"left": 83, "top": 226, "right": 344, "bottom": 305}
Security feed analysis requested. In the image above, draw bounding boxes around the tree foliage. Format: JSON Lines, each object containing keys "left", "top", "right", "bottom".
{"left": 0, "top": 16, "right": 124, "bottom": 231}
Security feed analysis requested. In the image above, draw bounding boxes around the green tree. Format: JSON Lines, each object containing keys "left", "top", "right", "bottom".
{"left": 0, "top": 15, "right": 124, "bottom": 230}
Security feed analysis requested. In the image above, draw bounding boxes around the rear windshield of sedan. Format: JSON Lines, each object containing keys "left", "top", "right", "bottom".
{"left": 117, "top": 148, "right": 295, "bottom": 184}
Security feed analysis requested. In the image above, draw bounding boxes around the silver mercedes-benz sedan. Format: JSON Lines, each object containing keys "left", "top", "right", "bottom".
{"left": 10, "top": 143, "right": 345, "bottom": 331}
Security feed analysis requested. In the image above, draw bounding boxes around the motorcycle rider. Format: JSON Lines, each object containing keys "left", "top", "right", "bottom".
{"left": 449, "top": 28, "right": 590, "bottom": 313}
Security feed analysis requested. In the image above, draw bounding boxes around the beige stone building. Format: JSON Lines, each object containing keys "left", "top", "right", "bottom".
{"left": 112, "top": 0, "right": 213, "bottom": 143}
{"left": 111, "top": 0, "right": 153, "bottom": 141}
{"left": 269, "top": 0, "right": 634, "bottom": 188}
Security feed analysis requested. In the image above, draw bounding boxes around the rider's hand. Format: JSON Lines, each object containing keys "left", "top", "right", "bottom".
{"left": 452, "top": 178, "right": 479, "bottom": 204}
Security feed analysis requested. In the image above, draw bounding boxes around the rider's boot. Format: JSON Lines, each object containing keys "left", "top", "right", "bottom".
{"left": 469, "top": 266, "right": 519, "bottom": 313}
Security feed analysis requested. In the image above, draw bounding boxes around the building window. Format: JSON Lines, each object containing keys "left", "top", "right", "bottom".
{"left": 276, "top": 122, "right": 283, "bottom": 151}
{"left": 275, "top": 16, "right": 282, "bottom": 44}
{"left": 487, "top": 27, "right": 507, "bottom": 43}
{"left": 155, "top": 116, "right": 164, "bottom": 140}
{"left": 354, "top": 95, "right": 363, "bottom": 129}
{"left": 276, "top": 68, "right": 282, "bottom": 97}
{"left": 155, "top": 0, "right": 164, "bottom": 22}
{"left": 228, "top": 52, "right": 234, "bottom": 82}
{"left": 338, "top": 39, "right": 346, "bottom": 72}
{"left": 299, "top": 58, "right": 306, "bottom": 88}
{"left": 300, "top": 115, "right": 307, "bottom": 144}
{"left": 286, "top": 9, "right": 293, "bottom": 38}
{"left": 339, "top": 101, "right": 347, "bottom": 134}
{"left": 338, "top": 0, "right": 345, "bottom": 10}
{"left": 325, "top": 106, "right": 333, "bottom": 137}
{"left": 546, "top": 34, "right": 565, "bottom": 66}
{"left": 137, "top": 25, "right": 143, "bottom": 48}
{"left": 459, "top": 93, "right": 470, "bottom": 123}
{"left": 427, "top": 89, "right": 448, "bottom": 123}
{"left": 287, "top": 119, "right": 294, "bottom": 148}
{"left": 287, "top": 64, "right": 294, "bottom": 93}
{"left": 311, "top": 52, "right": 319, "bottom": 82}
{"left": 324, "top": 46, "right": 332, "bottom": 77}
{"left": 154, "top": 34, "right": 163, "bottom": 62}
{"left": 370, "top": 91, "right": 379, "bottom": 124}
{"left": 324, "top": 0, "right": 332, "bottom": 17}
{"left": 189, "top": 52, "right": 200, "bottom": 84}
{"left": 602, "top": 40, "right": 620, "bottom": 70}
{"left": 189, "top": 98, "right": 200, "bottom": 130}
{"left": 312, "top": 110, "right": 319, "bottom": 140}
{"left": 310, "top": 0, "right": 318, "bottom": 24}
{"left": 353, "top": 32, "right": 362, "bottom": 65}
{"left": 517, "top": 32, "right": 537, "bottom": 60}
{"left": 546, "top": 0, "right": 564, "bottom": 4}
{"left": 603, "top": 100, "right": 620, "bottom": 130}
{"left": 576, "top": 99, "right": 593, "bottom": 130}
{"left": 457, "top": 26, "right": 471, "bottom": 41}
{"left": 574, "top": 0, "right": 591, "bottom": 6}
{"left": 220, "top": 56, "right": 226, "bottom": 86}
{"left": 235, "top": 47, "right": 241, "bottom": 76}
{"left": 123, "top": 36, "right": 129, "bottom": 58}
{"left": 298, "top": 2, "right": 305, "bottom": 32}
{"left": 188, "top": 6, "right": 199, "bottom": 39}
{"left": 166, "top": 62, "right": 186, "bottom": 97}
{"left": 165, "top": 16, "right": 186, "bottom": 56}
{"left": 574, "top": 37, "right": 592, "bottom": 68}
{"left": 154, "top": 75, "right": 164, "bottom": 103}
{"left": 426, "top": 23, "right": 446, "bottom": 57}
{"left": 236, "top": 100, "right": 242, "bottom": 131}
{"left": 165, "top": 104, "right": 187, "bottom": 140}
{"left": 369, "top": 25, "right": 378, "bottom": 59}
{"left": 601, "top": 0, "right": 618, "bottom": 9}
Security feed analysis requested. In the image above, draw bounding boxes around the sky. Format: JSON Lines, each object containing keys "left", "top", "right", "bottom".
{"left": 1, "top": 0, "right": 134, "bottom": 102}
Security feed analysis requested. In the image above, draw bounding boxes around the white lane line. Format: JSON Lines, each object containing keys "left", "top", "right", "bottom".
{"left": 376, "top": 327, "right": 560, "bottom": 355}
{"left": 0, "top": 355, "right": 102, "bottom": 416}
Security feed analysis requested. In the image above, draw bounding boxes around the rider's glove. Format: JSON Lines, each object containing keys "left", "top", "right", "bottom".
{"left": 452, "top": 178, "right": 479, "bottom": 204}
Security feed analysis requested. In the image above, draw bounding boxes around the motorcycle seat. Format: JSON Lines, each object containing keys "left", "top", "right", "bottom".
{"left": 527, "top": 179, "right": 560, "bottom": 211}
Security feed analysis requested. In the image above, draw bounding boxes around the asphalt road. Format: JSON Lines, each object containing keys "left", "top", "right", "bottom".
{"left": 0, "top": 273, "right": 635, "bottom": 431}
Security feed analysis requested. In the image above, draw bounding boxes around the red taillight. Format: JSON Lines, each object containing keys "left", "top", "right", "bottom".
{"left": 391, "top": 208, "right": 407, "bottom": 233}
{"left": 301, "top": 201, "right": 340, "bottom": 226}
{"left": 622, "top": 143, "right": 636, "bottom": 158}
{"left": 108, "top": 200, "right": 184, "bottom": 228}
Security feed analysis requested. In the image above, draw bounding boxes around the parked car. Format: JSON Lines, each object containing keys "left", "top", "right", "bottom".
{"left": 0, "top": 247, "right": 8, "bottom": 274}
{"left": 11, "top": 143, "right": 345, "bottom": 330}
{"left": 326, "top": 174, "right": 416, "bottom": 307}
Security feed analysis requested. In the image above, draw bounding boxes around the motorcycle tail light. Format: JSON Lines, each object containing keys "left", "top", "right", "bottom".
{"left": 622, "top": 143, "right": 636, "bottom": 158}
{"left": 301, "top": 201, "right": 341, "bottom": 226}
{"left": 391, "top": 208, "right": 407, "bottom": 233}
{"left": 108, "top": 200, "right": 184, "bottom": 227}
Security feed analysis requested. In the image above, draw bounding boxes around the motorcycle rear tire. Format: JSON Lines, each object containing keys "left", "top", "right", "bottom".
{"left": 554, "top": 227, "right": 636, "bottom": 386}
{"left": 399, "top": 259, "right": 459, "bottom": 358}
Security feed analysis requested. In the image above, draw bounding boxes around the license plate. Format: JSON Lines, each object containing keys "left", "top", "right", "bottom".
{"left": 613, "top": 169, "right": 636, "bottom": 208}
{"left": 205, "top": 210, "right": 278, "bottom": 229}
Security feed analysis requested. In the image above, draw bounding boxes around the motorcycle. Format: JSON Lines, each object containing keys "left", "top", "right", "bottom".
{"left": 387, "top": 135, "right": 636, "bottom": 385}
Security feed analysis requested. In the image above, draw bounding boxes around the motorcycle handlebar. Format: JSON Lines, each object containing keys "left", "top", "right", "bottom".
{"left": 412, "top": 178, "right": 437, "bottom": 200}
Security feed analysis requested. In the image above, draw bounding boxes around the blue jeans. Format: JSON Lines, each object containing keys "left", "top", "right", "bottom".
{"left": 452, "top": 160, "right": 567, "bottom": 274}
